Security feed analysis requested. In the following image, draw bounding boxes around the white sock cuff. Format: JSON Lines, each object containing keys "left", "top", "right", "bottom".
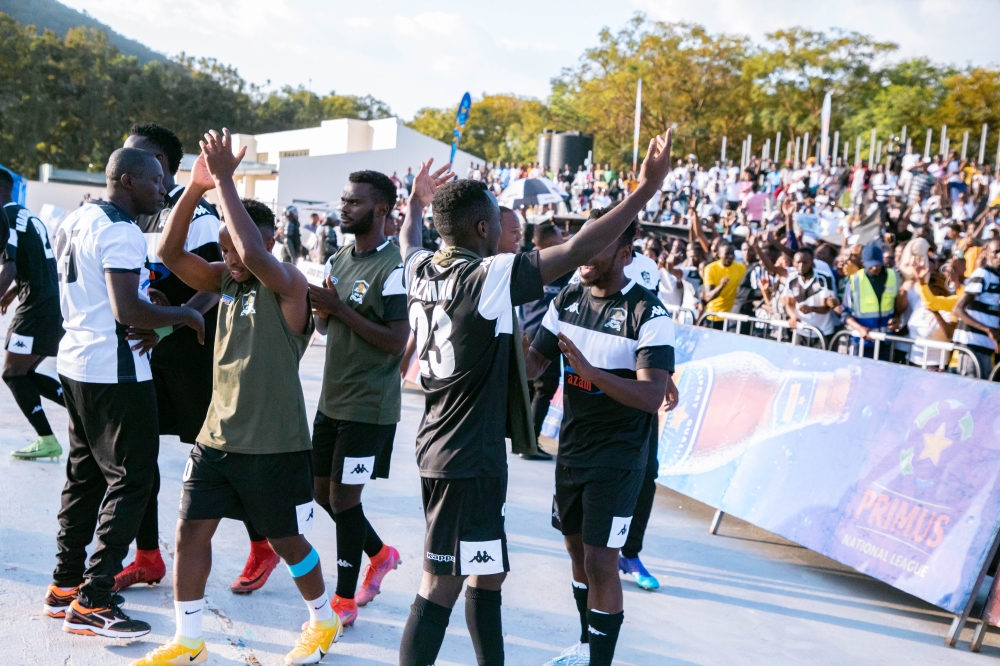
{"left": 306, "top": 592, "right": 333, "bottom": 623}
{"left": 175, "top": 599, "right": 204, "bottom": 641}
{"left": 571, "top": 581, "right": 588, "bottom": 590}
{"left": 589, "top": 608, "right": 609, "bottom": 615}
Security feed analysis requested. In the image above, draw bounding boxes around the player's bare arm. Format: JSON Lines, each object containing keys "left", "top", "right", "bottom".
{"left": 557, "top": 333, "right": 669, "bottom": 414}
{"left": 106, "top": 272, "right": 205, "bottom": 345}
{"left": 158, "top": 153, "right": 227, "bottom": 294}
{"left": 201, "top": 128, "right": 310, "bottom": 334}
{"left": 536, "top": 131, "right": 673, "bottom": 284}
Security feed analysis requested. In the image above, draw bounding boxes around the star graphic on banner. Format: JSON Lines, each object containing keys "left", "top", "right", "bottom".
{"left": 667, "top": 405, "right": 689, "bottom": 431}
{"left": 918, "top": 423, "right": 953, "bottom": 466}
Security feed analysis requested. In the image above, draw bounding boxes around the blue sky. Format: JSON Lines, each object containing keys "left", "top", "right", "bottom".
{"left": 63, "top": 0, "right": 1000, "bottom": 119}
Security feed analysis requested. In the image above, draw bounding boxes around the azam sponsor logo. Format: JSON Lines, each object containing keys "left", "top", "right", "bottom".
{"left": 426, "top": 552, "right": 455, "bottom": 563}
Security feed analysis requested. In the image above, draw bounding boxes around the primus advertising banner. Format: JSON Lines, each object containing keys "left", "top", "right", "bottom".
{"left": 657, "top": 326, "right": 1000, "bottom": 614}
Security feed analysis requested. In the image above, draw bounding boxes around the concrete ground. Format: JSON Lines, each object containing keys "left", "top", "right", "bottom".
{"left": 1, "top": 328, "right": 999, "bottom": 664}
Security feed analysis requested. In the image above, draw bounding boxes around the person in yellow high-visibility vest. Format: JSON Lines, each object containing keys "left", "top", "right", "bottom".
{"left": 843, "top": 244, "right": 908, "bottom": 360}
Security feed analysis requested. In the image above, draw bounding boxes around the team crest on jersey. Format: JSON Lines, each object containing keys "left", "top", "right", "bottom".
{"left": 349, "top": 280, "right": 369, "bottom": 304}
{"left": 565, "top": 302, "right": 580, "bottom": 314}
{"left": 240, "top": 290, "right": 257, "bottom": 316}
{"left": 650, "top": 305, "right": 668, "bottom": 317}
{"left": 604, "top": 307, "right": 627, "bottom": 331}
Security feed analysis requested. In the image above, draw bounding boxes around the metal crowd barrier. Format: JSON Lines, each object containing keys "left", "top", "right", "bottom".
{"left": 695, "top": 311, "right": 828, "bottom": 350}
{"left": 828, "top": 330, "right": 983, "bottom": 379}
{"left": 988, "top": 362, "right": 1000, "bottom": 382}
{"left": 664, "top": 304, "right": 697, "bottom": 325}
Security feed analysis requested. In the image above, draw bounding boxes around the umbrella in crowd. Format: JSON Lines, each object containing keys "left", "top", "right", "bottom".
{"left": 497, "top": 177, "right": 565, "bottom": 208}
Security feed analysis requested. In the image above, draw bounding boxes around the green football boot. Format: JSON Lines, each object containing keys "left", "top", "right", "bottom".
{"left": 11, "top": 435, "right": 62, "bottom": 460}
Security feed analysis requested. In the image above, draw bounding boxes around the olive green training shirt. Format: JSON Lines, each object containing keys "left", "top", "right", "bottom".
{"left": 318, "top": 240, "right": 408, "bottom": 425}
{"left": 198, "top": 272, "right": 315, "bottom": 454}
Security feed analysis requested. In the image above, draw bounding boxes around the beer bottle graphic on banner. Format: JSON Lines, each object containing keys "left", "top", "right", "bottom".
{"left": 834, "top": 399, "right": 995, "bottom": 586}
{"left": 658, "top": 351, "right": 858, "bottom": 476}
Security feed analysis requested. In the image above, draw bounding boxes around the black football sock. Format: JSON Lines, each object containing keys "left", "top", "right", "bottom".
{"left": 399, "top": 595, "right": 451, "bottom": 666}
{"left": 245, "top": 521, "right": 266, "bottom": 543}
{"left": 363, "top": 516, "right": 384, "bottom": 557}
{"left": 135, "top": 466, "right": 161, "bottom": 551}
{"left": 465, "top": 586, "right": 504, "bottom": 665}
{"left": 332, "top": 503, "right": 366, "bottom": 599}
{"left": 587, "top": 610, "right": 624, "bottom": 666}
{"left": 28, "top": 371, "right": 65, "bottom": 406}
{"left": 4, "top": 374, "right": 52, "bottom": 436}
{"left": 572, "top": 582, "right": 589, "bottom": 644}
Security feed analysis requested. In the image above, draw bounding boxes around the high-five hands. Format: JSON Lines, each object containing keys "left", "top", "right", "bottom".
{"left": 200, "top": 128, "right": 247, "bottom": 184}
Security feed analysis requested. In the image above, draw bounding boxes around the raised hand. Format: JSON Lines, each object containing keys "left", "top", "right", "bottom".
{"left": 188, "top": 153, "right": 215, "bottom": 192}
{"left": 412, "top": 158, "right": 454, "bottom": 207}
{"left": 199, "top": 128, "right": 247, "bottom": 184}
{"left": 637, "top": 129, "right": 673, "bottom": 191}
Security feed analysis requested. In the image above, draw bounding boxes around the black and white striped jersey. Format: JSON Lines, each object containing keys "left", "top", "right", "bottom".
{"left": 2, "top": 202, "right": 59, "bottom": 317}
{"left": 405, "top": 249, "right": 544, "bottom": 479}
{"left": 55, "top": 201, "right": 152, "bottom": 383}
{"left": 954, "top": 266, "right": 1000, "bottom": 351}
{"left": 532, "top": 280, "right": 675, "bottom": 469}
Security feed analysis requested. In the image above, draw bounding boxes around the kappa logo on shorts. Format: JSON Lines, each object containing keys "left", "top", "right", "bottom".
{"left": 341, "top": 456, "right": 375, "bottom": 485}
{"left": 7, "top": 333, "right": 33, "bottom": 355}
{"left": 426, "top": 552, "right": 455, "bottom": 563}
{"left": 607, "top": 516, "right": 632, "bottom": 548}
{"left": 459, "top": 539, "right": 504, "bottom": 575}
{"left": 349, "top": 280, "right": 369, "bottom": 304}
{"left": 296, "top": 501, "right": 316, "bottom": 535}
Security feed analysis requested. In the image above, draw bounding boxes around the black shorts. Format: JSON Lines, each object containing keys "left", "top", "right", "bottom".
{"left": 552, "top": 464, "right": 644, "bottom": 548}
{"left": 152, "top": 365, "right": 213, "bottom": 444}
{"left": 421, "top": 475, "right": 509, "bottom": 577}
{"left": 180, "top": 443, "right": 316, "bottom": 539}
{"left": 6, "top": 313, "right": 63, "bottom": 357}
{"left": 311, "top": 412, "right": 395, "bottom": 484}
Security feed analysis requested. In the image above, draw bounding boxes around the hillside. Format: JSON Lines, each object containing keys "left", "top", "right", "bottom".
{"left": 0, "top": 0, "right": 166, "bottom": 64}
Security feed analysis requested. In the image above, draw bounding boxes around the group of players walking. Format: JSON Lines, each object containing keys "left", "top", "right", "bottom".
{"left": 2, "top": 122, "right": 678, "bottom": 666}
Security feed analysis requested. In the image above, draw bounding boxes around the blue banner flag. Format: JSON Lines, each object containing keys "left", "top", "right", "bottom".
{"left": 0, "top": 164, "right": 27, "bottom": 206}
{"left": 657, "top": 325, "right": 1000, "bottom": 615}
{"left": 450, "top": 92, "right": 472, "bottom": 164}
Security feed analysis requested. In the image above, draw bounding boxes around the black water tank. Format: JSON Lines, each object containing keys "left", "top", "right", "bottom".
{"left": 537, "top": 130, "right": 553, "bottom": 169}
{"left": 550, "top": 131, "right": 594, "bottom": 173}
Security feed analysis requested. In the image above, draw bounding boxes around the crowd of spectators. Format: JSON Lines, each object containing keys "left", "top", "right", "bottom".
{"left": 274, "top": 143, "right": 1000, "bottom": 379}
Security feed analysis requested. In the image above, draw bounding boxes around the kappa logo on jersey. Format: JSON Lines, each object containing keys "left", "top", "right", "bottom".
{"left": 604, "top": 307, "right": 627, "bottom": 331}
{"left": 650, "top": 305, "right": 668, "bottom": 317}
{"left": 565, "top": 302, "right": 580, "bottom": 314}
{"left": 426, "top": 552, "right": 455, "bottom": 563}
{"left": 349, "top": 280, "right": 369, "bottom": 304}
{"left": 240, "top": 290, "right": 257, "bottom": 316}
